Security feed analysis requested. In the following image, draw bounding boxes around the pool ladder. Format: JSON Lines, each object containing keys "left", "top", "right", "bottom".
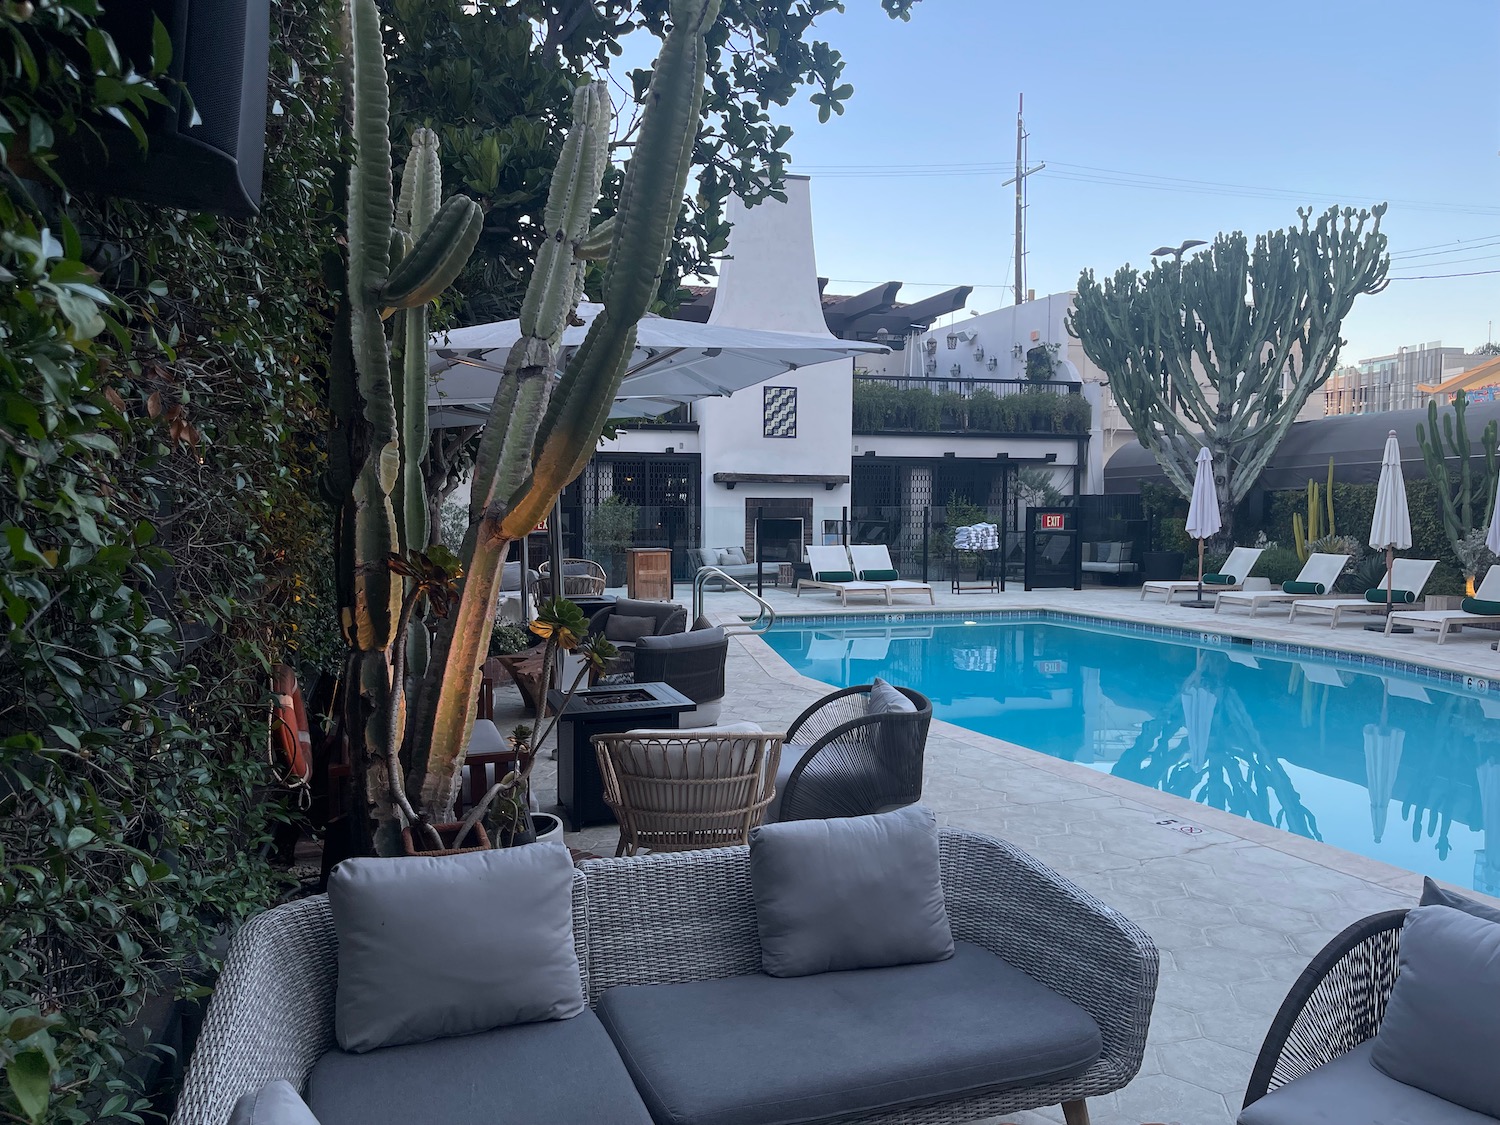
{"left": 692, "top": 567, "right": 776, "bottom": 633}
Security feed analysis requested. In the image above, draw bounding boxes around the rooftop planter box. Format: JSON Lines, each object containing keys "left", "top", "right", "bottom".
{"left": 852, "top": 379, "right": 1091, "bottom": 436}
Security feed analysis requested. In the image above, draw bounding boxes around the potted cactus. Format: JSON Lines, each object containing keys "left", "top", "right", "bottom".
{"left": 327, "top": 0, "right": 719, "bottom": 856}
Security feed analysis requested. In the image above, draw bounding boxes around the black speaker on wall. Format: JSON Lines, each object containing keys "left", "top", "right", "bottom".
{"left": 56, "top": 0, "right": 271, "bottom": 216}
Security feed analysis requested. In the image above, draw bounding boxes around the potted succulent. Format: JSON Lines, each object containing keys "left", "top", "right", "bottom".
{"left": 450, "top": 596, "right": 615, "bottom": 850}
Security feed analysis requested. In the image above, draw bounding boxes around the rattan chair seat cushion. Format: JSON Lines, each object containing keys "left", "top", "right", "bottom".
{"left": 1237, "top": 1041, "right": 1496, "bottom": 1125}
{"left": 595, "top": 941, "right": 1102, "bottom": 1125}
{"left": 305, "top": 1011, "right": 651, "bottom": 1125}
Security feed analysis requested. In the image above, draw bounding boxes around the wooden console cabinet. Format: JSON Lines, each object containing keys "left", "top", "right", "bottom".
{"left": 626, "top": 548, "right": 673, "bottom": 600}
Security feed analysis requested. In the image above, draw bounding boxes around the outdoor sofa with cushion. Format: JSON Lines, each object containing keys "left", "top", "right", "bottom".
{"left": 174, "top": 823, "right": 1159, "bottom": 1125}
{"left": 1081, "top": 541, "right": 1138, "bottom": 581}
{"left": 689, "top": 546, "right": 781, "bottom": 588}
{"left": 1239, "top": 879, "right": 1500, "bottom": 1124}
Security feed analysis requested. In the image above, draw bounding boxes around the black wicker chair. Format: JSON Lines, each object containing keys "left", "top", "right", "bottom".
{"left": 631, "top": 626, "right": 728, "bottom": 725}
{"left": 769, "top": 684, "right": 932, "bottom": 823}
{"left": 1241, "top": 909, "right": 1408, "bottom": 1114}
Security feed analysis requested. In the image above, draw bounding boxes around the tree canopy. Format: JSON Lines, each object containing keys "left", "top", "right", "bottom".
{"left": 382, "top": 0, "right": 920, "bottom": 326}
{"left": 1069, "top": 205, "right": 1390, "bottom": 536}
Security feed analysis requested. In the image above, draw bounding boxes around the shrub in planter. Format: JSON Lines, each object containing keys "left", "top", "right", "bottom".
{"left": 1253, "top": 546, "right": 1304, "bottom": 587}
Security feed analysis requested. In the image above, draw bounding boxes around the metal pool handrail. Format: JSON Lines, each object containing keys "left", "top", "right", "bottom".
{"left": 692, "top": 567, "right": 776, "bottom": 633}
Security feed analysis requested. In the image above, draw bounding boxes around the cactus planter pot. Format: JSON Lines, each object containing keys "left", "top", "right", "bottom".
{"left": 400, "top": 822, "right": 490, "bottom": 856}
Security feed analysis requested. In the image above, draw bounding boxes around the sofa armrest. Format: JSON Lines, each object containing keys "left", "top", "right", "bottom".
{"left": 938, "top": 829, "right": 1159, "bottom": 1085}
{"left": 170, "top": 897, "right": 339, "bottom": 1125}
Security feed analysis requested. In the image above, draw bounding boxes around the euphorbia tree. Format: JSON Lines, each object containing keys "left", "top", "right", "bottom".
{"left": 1068, "top": 205, "right": 1390, "bottom": 539}
{"left": 330, "top": 0, "right": 721, "bottom": 853}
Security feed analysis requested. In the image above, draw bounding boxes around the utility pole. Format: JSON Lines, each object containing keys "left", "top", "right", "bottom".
{"left": 1002, "top": 94, "right": 1044, "bottom": 305}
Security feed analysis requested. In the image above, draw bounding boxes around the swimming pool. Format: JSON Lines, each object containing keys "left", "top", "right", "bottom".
{"left": 762, "top": 612, "right": 1500, "bottom": 893}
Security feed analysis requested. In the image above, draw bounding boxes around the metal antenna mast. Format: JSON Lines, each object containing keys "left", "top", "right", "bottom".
{"left": 1002, "top": 94, "right": 1044, "bottom": 305}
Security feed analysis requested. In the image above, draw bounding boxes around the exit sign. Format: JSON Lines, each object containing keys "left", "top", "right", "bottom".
{"left": 1040, "top": 513, "right": 1065, "bottom": 530}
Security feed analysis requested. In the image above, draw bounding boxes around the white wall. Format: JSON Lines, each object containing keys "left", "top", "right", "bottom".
{"left": 694, "top": 177, "right": 853, "bottom": 551}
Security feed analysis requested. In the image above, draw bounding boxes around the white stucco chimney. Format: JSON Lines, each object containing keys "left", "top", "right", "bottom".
{"left": 707, "top": 176, "right": 833, "bottom": 338}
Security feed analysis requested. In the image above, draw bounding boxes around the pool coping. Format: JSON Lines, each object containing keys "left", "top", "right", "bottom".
{"left": 719, "top": 604, "right": 1498, "bottom": 905}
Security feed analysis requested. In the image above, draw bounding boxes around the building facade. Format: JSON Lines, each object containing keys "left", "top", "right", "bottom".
{"left": 1324, "top": 342, "right": 1487, "bottom": 415}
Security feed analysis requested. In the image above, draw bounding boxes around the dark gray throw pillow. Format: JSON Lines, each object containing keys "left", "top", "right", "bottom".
{"left": 1420, "top": 875, "right": 1500, "bottom": 925}
{"left": 229, "top": 1080, "right": 321, "bottom": 1125}
{"left": 749, "top": 805, "right": 953, "bottom": 977}
{"left": 867, "top": 677, "right": 915, "bottom": 716}
{"left": 328, "top": 843, "right": 583, "bottom": 1053}
{"left": 1370, "top": 904, "right": 1500, "bottom": 1117}
{"left": 604, "top": 614, "right": 656, "bottom": 643}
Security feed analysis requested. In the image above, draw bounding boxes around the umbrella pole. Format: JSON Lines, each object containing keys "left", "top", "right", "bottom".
{"left": 1183, "top": 537, "right": 1214, "bottom": 608}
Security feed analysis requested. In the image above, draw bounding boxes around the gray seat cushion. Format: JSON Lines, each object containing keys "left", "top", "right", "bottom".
{"left": 230, "top": 1081, "right": 320, "bottom": 1125}
{"left": 305, "top": 1010, "right": 653, "bottom": 1125}
{"left": 1237, "top": 1041, "right": 1500, "bottom": 1125}
{"left": 595, "top": 941, "right": 1102, "bottom": 1125}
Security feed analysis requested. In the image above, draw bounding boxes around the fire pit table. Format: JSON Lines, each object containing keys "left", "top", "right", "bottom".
{"left": 547, "top": 681, "right": 695, "bottom": 831}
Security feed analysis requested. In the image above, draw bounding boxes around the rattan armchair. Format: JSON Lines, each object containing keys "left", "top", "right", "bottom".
{"left": 1241, "top": 909, "right": 1408, "bottom": 1112}
{"left": 771, "top": 684, "right": 932, "bottom": 822}
{"left": 592, "top": 728, "right": 783, "bottom": 856}
{"left": 533, "top": 558, "right": 607, "bottom": 599}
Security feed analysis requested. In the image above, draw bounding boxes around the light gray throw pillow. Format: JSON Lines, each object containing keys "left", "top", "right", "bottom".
{"left": 328, "top": 844, "right": 583, "bottom": 1053}
{"left": 229, "top": 1080, "right": 320, "bottom": 1125}
{"left": 722, "top": 546, "right": 748, "bottom": 566}
{"left": 749, "top": 806, "right": 953, "bottom": 977}
{"left": 1420, "top": 876, "right": 1500, "bottom": 926}
{"left": 1370, "top": 904, "right": 1500, "bottom": 1117}
{"left": 867, "top": 677, "right": 916, "bottom": 716}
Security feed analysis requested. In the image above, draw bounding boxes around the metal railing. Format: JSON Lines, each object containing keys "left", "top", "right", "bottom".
{"left": 692, "top": 567, "right": 776, "bottom": 633}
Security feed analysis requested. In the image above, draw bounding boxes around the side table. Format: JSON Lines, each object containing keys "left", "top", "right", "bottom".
{"left": 548, "top": 681, "right": 694, "bottom": 830}
{"left": 777, "top": 562, "right": 795, "bottom": 587}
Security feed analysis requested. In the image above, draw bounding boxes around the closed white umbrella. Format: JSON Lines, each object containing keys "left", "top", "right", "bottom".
{"left": 1369, "top": 430, "right": 1412, "bottom": 615}
{"left": 1181, "top": 685, "right": 1218, "bottom": 772}
{"left": 1183, "top": 446, "right": 1222, "bottom": 607}
{"left": 1486, "top": 455, "right": 1500, "bottom": 557}
{"left": 1476, "top": 760, "right": 1500, "bottom": 897}
{"left": 1363, "top": 724, "right": 1404, "bottom": 844}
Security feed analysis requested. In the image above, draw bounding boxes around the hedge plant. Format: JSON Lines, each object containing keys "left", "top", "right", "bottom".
{"left": 851, "top": 384, "right": 1091, "bottom": 435}
{"left": 0, "top": 3, "right": 342, "bottom": 1120}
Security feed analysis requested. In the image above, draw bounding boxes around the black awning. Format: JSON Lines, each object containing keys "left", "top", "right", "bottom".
{"left": 1103, "top": 400, "right": 1500, "bottom": 494}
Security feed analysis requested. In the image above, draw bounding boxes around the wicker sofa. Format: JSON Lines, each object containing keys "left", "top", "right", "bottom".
{"left": 171, "top": 830, "right": 1158, "bottom": 1125}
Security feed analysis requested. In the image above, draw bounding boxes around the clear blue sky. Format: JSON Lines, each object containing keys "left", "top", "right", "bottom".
{"left": 667, "top": 0, "right": 1500, "bottom": 361}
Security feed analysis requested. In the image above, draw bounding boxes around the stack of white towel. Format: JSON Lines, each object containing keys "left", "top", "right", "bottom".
{"left": 953, "top": 523, "right": 1000, "bottom": 550}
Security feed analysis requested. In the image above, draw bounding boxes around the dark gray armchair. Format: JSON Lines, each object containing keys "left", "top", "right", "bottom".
{"left": 587, "top": 597, "right": 687, "bottom": 677}
{"left": 766, "top": 683, "right": 932, "bottom": 823}
{"left": 631, "top": 626, "right": 728, "bottom": 725}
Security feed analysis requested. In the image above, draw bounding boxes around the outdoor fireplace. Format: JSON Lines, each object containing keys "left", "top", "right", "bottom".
{"left": 744, "top": 498, "right": 812, "bottom": 565}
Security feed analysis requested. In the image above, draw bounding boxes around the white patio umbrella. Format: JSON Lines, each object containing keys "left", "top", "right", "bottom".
{"left": 1183, "top": 446, "right": 1222, "bottom": 607}
{"left": 1180, "top": 684, "right": 1218, "bottom": 772}
{"left": 1476, "top": 760, "right": 1500, "bottom": 897}
{"left": 1486, "top": 452, "right": 1500, "bottom": 557}
{"left": 1369, "top": 430, "right": 1412, "bottom": 613}
{"left": 426, "top": 303, "right": 886, "bottom": 426}
{"left": 1362, "top": 723, "right": 1404, "bottom": 845}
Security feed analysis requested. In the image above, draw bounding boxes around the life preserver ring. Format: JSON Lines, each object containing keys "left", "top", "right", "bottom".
{"left": 271, "top": 663, "right": 313, "bottom": 785}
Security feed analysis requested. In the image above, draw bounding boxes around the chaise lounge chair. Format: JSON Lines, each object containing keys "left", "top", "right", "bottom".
{"left": 796, "top": 545, "right": 893, "bottom": 606}
{"left": 1214, "top": 553, "right": 1350, "bottom": 616}
{"left": 1385, "top": 563, "right": 1500, "bottom": 643}
{"left": 1140, "top": 546, "right": 1264, "bottom": 603}
{"left": 1288, "top": 558, "right": 1438, "bottom": 627}
{"left": 848, "top": 543, "right": 935, "bottom": 604}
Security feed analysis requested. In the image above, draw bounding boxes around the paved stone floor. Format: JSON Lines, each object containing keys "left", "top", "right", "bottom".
{"left": 508, "top": 583, "right": 1500, "bottom": 1125}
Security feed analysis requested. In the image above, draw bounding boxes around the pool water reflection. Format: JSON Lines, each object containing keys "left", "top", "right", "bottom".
{"left": 763, "top": 616, "right": 1500, "bottom": 893}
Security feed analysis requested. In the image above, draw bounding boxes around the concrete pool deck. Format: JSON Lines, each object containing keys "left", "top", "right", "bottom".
{"left": 516, "top": 584, "right": 1500, "bottom": 1125}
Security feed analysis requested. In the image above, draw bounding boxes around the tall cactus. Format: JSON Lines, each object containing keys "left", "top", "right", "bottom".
{"left": 1069, "top": 205, "right": 1389, "bottom": 540}
{"left": 1417, "top": 392, "right": 1500, "bottom": 560}
{"left": 1292, "top": 458, "right": 1337, "bottom": 562}
{"left": 334, "top": 0, "right": 483, "bottom": 853}
{"left": 407, "top": 0, "right": 720, "bottom": 821}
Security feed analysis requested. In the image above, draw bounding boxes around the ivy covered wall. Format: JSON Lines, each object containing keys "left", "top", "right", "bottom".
{"left": 0, "top": 3, "right": 343, "bottom": 1120}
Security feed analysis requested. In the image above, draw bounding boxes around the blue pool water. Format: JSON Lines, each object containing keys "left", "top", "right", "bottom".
{"left": 763, "top": 613, "right": 1500, "bottom": 892}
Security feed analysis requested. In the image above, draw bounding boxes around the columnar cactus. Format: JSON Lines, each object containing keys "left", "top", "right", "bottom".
{"left": 333, "top": 0, "right": 482, "bottom": 852}
{"left": 1417, "top": 392, "right": 1499, "bottom": 561}
{"left": 408, "top": 0, "right": 720, "bottom": 821}
{"left": 1292, "top": 459, "right": 1337, "bottom": 562}
{"left": 1069, "top": 205, "right": 1389, "bottom": 539}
